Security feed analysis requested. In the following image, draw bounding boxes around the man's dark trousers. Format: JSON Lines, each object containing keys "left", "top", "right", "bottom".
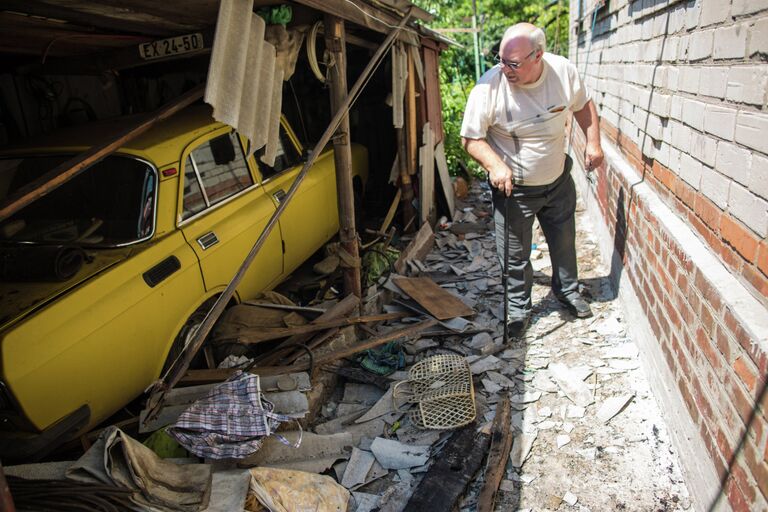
{"left": 491, "top": 165, "right": 579, "bottom": 322}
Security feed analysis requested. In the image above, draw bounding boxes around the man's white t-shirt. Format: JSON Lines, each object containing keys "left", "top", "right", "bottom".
{"left": 461, "top": 52, "right": 589, "bottom": 186}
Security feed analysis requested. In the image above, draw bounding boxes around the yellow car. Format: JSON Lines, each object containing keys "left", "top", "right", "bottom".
{"left": 0, "top": 105, "right": 368, "bottom": 460}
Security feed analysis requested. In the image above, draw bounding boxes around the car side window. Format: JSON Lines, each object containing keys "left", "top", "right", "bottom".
{"left": 182, "top": 131, "right": 254, "bottom": 220}
{"left": 257, "top": 124, "right": 303, "bottom": 180}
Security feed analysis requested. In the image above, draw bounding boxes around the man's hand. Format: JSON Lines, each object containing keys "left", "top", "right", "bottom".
{"left": 462, "top": 137, "right": 515, "bottom": 196}
{"left": 584, "top": 143, "right": 603, "bottom": 172}
{"left": 488, "top": 163, "right": 514, "bottom": 196}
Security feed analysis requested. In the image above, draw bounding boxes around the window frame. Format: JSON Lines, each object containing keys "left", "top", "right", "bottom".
{"left": 255, "top": 118, "right": 306, "bottom": 186}
{"left": 0, "top": 153, "right": 159, "bottom": 248}
{"left": 177, "top": 127, "right": 262, "bottom": 228}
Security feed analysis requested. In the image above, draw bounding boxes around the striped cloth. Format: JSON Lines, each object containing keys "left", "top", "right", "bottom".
{"left": 167, "top": 371, "right": 300, "bottom": 459}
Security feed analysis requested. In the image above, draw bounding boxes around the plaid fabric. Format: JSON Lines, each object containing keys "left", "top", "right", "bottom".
{"left": 167, "top": 371, "right": 300, "bottom": 459}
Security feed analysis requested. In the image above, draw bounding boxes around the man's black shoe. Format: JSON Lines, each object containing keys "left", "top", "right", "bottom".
{"left": 506, "top": 317, "right": 530, "bottom": 339}
{"left": 558, "top": 295, "right": 593, "bottom": 318}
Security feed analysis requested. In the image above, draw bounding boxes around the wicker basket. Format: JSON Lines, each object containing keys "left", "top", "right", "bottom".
{"left": 392, "top": 354, "right": 476, "bottom": 429}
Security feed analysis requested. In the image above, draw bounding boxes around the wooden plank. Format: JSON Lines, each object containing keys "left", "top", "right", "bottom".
{"left": 256, "top": 294, "right": 359, "bottom": 367}
{"left": 0, "top": 84, "right": 204, "bottom": 221}
{"left": 403, "top": 424, "right": 491, "bottom": 512}
{"left": 434, "top": 140, "right": 456, "bottom": 220}
{"left": 419, "top": 122, "right": 435, "bottom": 225}
{"left": 406, "top": 52, "right": 418, "bottom": 176}
{"left": 181, "top": 318, "right": 437, "bottom": 384}
{"left": 477, "top": 397, "right": 513, "bottom": 512}
{"left": 394, "top": 221, "right": 435, "bottom": 273}
{"left": 393, "top": 277, "right": 474, "bottom": 320}
{"left": 228, "top": 312, "right": 408, "bottom": 345}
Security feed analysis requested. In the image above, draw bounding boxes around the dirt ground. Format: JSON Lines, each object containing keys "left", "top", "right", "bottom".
{"left": 426, "top": 179, "right": 694, "bottom": 512}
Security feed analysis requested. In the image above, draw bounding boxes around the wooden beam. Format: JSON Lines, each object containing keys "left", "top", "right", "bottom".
{"left": 403, "top": 424, "right": 491, "bottom": 511}
{"left": 223, "top": 312, "right": 408, "bottom": 344}
{"left": 293, "top": 0, "right": 416, "bottom": 43}
{"left": 0, "top": 84, "right": 204, "bottom": 222}
{"left": 478, "top": 397, "right": 513, "bottom": 512}
{"left": 406, "top": 51, "right": 418, "bottom": 177}
{"left": 325, "top": 15, "right": 362, "bottom": 299}
{"left": 146, "top": 9, "right": 414, "bottom": 420}
{"left": 181, "top": 317, "right": 436, "bottom": 384}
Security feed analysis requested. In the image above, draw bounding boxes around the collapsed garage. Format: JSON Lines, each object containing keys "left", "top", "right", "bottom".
{"left": 0, "top": 0, "right": 456, "bottom": 470}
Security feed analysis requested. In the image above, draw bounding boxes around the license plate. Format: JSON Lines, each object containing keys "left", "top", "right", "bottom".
{"left": 139, "top": 33, "right": 204, "bottom": 60}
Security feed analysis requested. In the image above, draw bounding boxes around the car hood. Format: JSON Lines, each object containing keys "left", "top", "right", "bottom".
{"left": 0, "top": 247, "right": 132, "bottom": 330}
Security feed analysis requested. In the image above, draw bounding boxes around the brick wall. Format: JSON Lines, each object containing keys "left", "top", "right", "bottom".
{"left": 568, "top": 0, "right": 768, "bottom": 510}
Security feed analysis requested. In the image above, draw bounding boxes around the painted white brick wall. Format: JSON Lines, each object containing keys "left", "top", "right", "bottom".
{"left": 700, "top": 0, "right": 730, "bottom": 26}
{"left": 735, "top": 112, "right": 768, "bottom": 153}
{"left": 680, "top": 153, "right": 704, "bottom": 189}
{"left": 682, "top": 99, "right": 706, "bottom": 130}
{"left": 713, "top": 24, "right": 748, "bottom": 59}
{"left": 728, "top": 182, "right": 768, "bottom": 237}
{"left": 698, "top": 67, "right": 728, "bottom": 98}
{"left": 692, "top": 132, "right": 718, "bottom": 167}
{"left": 749, "top": 16, "right": 768, "bottom": 56}
{"left": 701, "top": 166, "right": 730, "bottom": 209}
{"left": 704, "top": 105, "right": 737, "bottom": 140}
{"left": 689, "top": 30, "right": 714, "bottom": 61}
{"left": 716, "top": 142, "right": 752, "bottom": 186}
{"left": 726, "top": 66, "right": 768, "bottom": 106}
{"left": 732, "top": 0, "right": 768, "bottom": 16}
{"left": 749, "top": 154, "right": 768, "bottom": 201}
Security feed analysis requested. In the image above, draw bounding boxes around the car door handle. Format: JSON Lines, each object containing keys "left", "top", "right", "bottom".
{"left": 273, "top": 189, "right": 286, "bottom": 203}
{"left": 197, "top": 231, "right": 219, "bottom": 250}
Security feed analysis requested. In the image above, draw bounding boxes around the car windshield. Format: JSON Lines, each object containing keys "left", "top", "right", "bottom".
{"left": 0, "top": 155, "right": 156, "bottom": 247}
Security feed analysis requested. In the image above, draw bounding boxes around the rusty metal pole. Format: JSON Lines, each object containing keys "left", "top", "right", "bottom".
{"left": 325, "top": 15, "right": 362, "bottom": 298}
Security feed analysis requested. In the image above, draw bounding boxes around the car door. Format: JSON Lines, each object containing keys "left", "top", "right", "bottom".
{"left": 178, "top": 128, "right": 283, "bottom": 300}
{"left": 256, "top": 119, "right": 339, "bottom": 275}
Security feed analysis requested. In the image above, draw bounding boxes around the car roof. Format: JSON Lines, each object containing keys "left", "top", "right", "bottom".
{"left": 0, "top": 104, "right": 224, "bottom": 167}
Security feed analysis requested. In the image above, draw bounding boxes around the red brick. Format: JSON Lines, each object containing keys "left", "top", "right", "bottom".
{"left": 715, "top": 426, "right": 736, "bottom": 472}
{"left": 663, "top": 295, "right": 682, "bottom": 328}
{"left": 678, "top": 376, "right": 699, "bottom": 426}
{"left": 714, "top": 324, "right": 734, "bottom": 363}
{"left": 702, "top": 422, "right": 728, "bottom": 479}
{"left": 721, "top": 242, "right": 744, "bottom": 272}
{"left": 675, "top": 182, "right": 696, "bottom": 211}
{"left": 758, "top": 241, "right": 768, "bottom": 277}
{"left": 696, "top": 327, "right": 723, "bottom": 373}
{"left": 731, "top": 461, "right": 757, "bottom": 504}
{"left": 689, "top": 210, "right": 722, "bottom": 251}
{"left": 671, "top": 333, "right": 692, "bottom": 377}
{"left": 734, "top": 357, "right": 759, "bottom": 394}
{"left": 742, "top": 264, "right": 768, "bottom": 299}
{"left": 727, "top": 373, "right": 756, "bottom": 427}
{"left": 721, "top": 215, "right": 760, "bottom": 263}
{"left": 694, "top": 194, "right": 723, "bottom": 230}
{"left": 744, "top": 440, "right": 768, "bottom": 500}
{"left": 724, "top": 308, "right": 754, "bottom": 358}
{"left": 700, "top": 305, "right": 715, "bottom": 335}
{"left": 726, "top": 473, "right": 752, "bottom": 512}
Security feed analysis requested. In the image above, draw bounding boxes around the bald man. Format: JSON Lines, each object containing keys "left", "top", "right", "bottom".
{"left": 461, "top": 23, "right": 603, "bottom": 338}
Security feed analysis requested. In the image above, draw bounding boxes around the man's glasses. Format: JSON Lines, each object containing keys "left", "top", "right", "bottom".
{"left": 495, "top": 49, "right": 537, "bottom": 70}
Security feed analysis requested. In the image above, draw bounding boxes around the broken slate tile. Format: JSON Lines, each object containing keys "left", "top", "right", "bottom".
{"left": 342, "top": 448, "right": 376, "bottom": 489}
{"left": 486, "top": 371, "right": 516, "bottom": 389}
{"left": 466, "top": 332, "right": 494, "bottom": 350}
{"left": 370, "top": 438, "right": 429, "bottom": 470}
{"left": 510, "top": 432, "right": 537, "bottom": 467}
{"left": 548, "top": 363, "right": 594, "bottom": 407}
{"left": 481, "top": 378, "right": 503, "bottom": 394}
{"left": 531, "top": 372, "right": 559, "bottom": 393}
{"left": 566, "top": 405, "right": 586, "bottom": 418}
{"left": 562, "top": 422, "right": 575, "bottom": 433}
{"left": 537, "top": 420, "right": 557, "bottom": 430}
{"left": 469, "top": 355, "right": 503, "bottom": 374}
{"left": 563, "top": 491, "right": 578, "bottom": 506}
{"left": 536, "top": 406, "right": 552, "bottom": 418}
{"left": 405, "top": 338, "right": 440, "bottom": 355}
{"left": 597, "top": 394, "right": 635, "bottom": 423}
{"left": 351, "top": 492, "right": 380, "bottom": 512}
{"left": 556, "top": 434, "right": 571, "bottom": 448}
{"left": 510, "top": 391, "right": 542, "bottom": 404}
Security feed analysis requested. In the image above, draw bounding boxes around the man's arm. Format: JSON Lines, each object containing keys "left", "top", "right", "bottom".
{"left": 462, "top": 137, "right": 515, "bottom": 196}
{"left": 572, "top": 99, "right": 604, "bottom": 171}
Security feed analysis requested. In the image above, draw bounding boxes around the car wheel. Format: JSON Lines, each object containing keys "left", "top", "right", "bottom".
{"left": 161, "top": 296, "right": 217, "bottom": 376}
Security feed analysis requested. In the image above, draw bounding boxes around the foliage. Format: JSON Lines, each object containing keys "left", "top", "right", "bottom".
{"left": 415, "top": 0, "right": 570, "bottom": 177}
